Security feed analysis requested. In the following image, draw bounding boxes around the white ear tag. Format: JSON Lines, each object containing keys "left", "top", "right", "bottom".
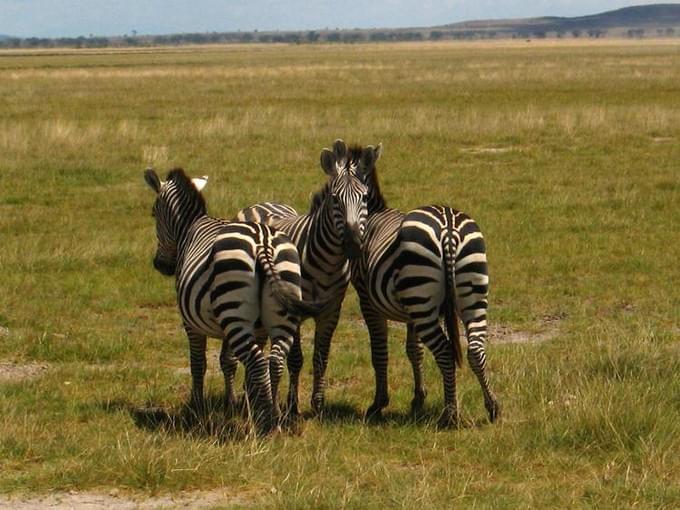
{"left": 192, "top": 176, "right": 209, "bottom": 191}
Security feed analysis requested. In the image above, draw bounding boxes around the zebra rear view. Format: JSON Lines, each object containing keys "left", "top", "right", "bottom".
{"left": 144, "top": 167, "right": 320, "bottom": 435}
{"left": 349, "top": 145, "right": 500, "bottom": 428}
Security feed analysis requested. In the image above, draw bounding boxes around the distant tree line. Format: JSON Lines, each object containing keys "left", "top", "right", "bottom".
{"left": 0, "top": 36, "right": 111, "bottom": 49}
{"left": 0, "top": 26, "right": 678, "bottom": 49}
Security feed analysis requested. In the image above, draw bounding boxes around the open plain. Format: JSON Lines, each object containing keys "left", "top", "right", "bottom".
{"left": 1, "top": 40, "right": 679, "bottom": 508}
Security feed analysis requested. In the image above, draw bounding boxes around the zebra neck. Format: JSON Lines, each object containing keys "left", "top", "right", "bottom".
{"left": 175, "top": 213, "right": 210, "bottom": 262}
{"left": 304, "top": 200, "right": 346, "bottom": 269}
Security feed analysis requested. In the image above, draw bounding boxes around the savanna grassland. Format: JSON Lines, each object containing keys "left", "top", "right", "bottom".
{"left": 0, "top": 40, "right": 679, "bottom": 508}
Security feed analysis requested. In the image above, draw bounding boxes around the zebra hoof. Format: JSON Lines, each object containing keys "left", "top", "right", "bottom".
{"left": 365, "top": 399, "right": 388, "bottom": 421}
{"left": 364, "top": 407, "right": 384, "bottom": 423}
{"left": 252, "top": 407, "right": 276, "bottom": 437}
{"left": 224, "top": 396, "right": 239, "bottom": 418}
{"left": 410, "top": 390, "right": 427, "bottom": 415}
{"left": 255, "top": 420, "right": 278, "bottom": 437}
{"left": 283, "top": 403, "right": 300, "bottom": 425}
{"left": 486, "top": 399, "right": 501, "bottom": 423}
{"left": 311, "top": 395, "right": 325, "bottom": 417}
{"left": 187, "top": 396, "right": 207, "bottom": 417}
{"left": 437, "top": 410, "right": 459, "bottom": 429}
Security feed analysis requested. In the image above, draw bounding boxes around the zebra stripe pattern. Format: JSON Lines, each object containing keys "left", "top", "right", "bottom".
{"left": 236, "top": 140, "right": 372, "bottom": 414}
{"left": 349, "top": 148, "right": 500, "bottom": 427}
{"left": 144, "top": 167, "right": 318, "bottom": 433}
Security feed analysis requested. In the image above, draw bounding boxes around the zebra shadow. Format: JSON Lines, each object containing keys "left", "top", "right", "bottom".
{"left": 310, "top": 401, "right": 487, "bottom": 430}
{"left": 97, "top": 396, "right": 255, "bottom": 442}
{"left": 303, "top": 401, "right": 363, "bottom": 423}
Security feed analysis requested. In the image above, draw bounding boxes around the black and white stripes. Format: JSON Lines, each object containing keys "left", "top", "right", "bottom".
{"left": 144, "top": 168, "right": 320, "bottom": 433}
{"left": 349, "top": 147, "right": 500, "bottom": 426}
{"left": 143, "top": 139, "right": 500, "bottom": 431}
{"left": 236, "top": 140, "right": 374, "bottom": 414}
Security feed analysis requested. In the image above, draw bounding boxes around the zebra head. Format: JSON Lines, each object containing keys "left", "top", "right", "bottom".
{"left": 319, "top": 139, "right": 381, "bottom": 259}
{"left": 144, "top": 168, "right": 208, "bottom": 276}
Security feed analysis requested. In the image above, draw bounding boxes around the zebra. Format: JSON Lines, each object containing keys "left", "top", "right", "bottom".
{"left": 348, "top": 145, "right": 500, "bottom": 427}
{"left": 144, "top": 167, "right": 323, "bottom": 434}
{"left": 236, "top": 140, "right": 373, "bottom": 415}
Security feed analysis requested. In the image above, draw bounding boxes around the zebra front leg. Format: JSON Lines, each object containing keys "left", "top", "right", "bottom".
{"left": 185, "top": 327, "right": 208, "bottom": 416}
{"left": 360, "top": 301, "right": 390, "bottom": 419}
{"left": 413, "top": 320, "right": 458, "bottom": 428}
{"left": 286, "top": 329, "right": 303, "bottom": 418}
{"left": 310, "top": 301, "right": 343, "bottom": 416}
{"left": 219, "top": 341, "right": 239, "bottom": 416}
{"left": 467, "top": 332, "right": 500, "bottom": 422}
{"left": 405, "top": 323, "right": 427, "bottom": 414}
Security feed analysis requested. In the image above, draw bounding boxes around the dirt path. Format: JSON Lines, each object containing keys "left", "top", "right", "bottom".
{"left": 0, "top": 361, "right": 49, "bottom": 382}
{"left": 0, "top": 489, "right": 253, "bottom": 509}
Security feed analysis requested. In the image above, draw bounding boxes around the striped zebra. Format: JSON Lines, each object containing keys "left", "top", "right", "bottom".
{"left": 144, "top": 167, "right": 323, "bottom": 434}
{"left": 236, "top": 140, "right": 372, "bottom": 415}
{"left": 349, "top": 146, "right": 500, "bottom": 427}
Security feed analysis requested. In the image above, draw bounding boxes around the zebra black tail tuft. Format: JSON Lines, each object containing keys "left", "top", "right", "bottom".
{"left": 256, "top": 245, "right": 330, "bottom": 319}
{"left": 443, "top": 209, "right": 463, "bottom": 367}
{"left": 272, "top": 283, "right": 330, "bottom": 319}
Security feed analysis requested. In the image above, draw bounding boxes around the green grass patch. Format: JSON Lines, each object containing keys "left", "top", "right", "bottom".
{"left": 0, "top": 40, "right": 678, "bottom": 507}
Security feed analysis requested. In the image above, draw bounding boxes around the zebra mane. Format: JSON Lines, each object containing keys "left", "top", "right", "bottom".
{"left": 309, "top": 181, "right": 331, "bottom": 213}
{"left": 165, "top": 168, "right": 207, "bottom": 213}
{"left": 366, "top": 160, "right": 387, "bottom": 213}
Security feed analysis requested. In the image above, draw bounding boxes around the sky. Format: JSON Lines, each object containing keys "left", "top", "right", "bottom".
{"left": 0, "top": 0, "right": 674, "bottom": 38}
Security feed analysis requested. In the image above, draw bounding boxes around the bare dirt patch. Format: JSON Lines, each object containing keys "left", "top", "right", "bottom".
{"left": 0, "top": 361, "right": 49, "bottom": 382}
{"left": 460, "top": 146, "right": 521, "bottom": 155}
{"left": 490, "top": 315, "right": 563, "bottom": 344}
{"left": 489, "top": 325, "right": 557, "bottom": 344}
{"left": 0, "top": 489, "right": 254, "bottom": 510}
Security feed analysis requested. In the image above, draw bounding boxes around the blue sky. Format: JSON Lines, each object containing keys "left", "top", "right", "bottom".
{"left": 0, "top": 0, "right": 673, "bottom": 38}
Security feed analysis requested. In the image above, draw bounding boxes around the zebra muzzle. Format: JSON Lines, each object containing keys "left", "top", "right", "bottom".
{"left": 343, "top": 230, "right": 362, "bottom": 259}
{"left": 153, "top": 256, "right": 176, "bottom": 276}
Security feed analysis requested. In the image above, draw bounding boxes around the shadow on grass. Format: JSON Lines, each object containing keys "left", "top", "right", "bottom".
{"left": 308, "top": 400, "right": 489, "bottom": 431}
{"left": 97, "top": 396, "right": 490, "bottom": 440}
{"left": 97, "top": 395, "right": 254, "bottom": 443}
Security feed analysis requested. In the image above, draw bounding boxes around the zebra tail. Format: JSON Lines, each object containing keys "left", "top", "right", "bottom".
{"left": 443, "top": 209, "right": 463, "bottom": 367}
{"left": 255, "top": 248, "right": 329, "bottom": 319}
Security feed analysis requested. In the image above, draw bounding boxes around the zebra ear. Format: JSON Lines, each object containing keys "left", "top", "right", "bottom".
{"left": 144, "top": 168, "right": 161, "bottom": 193}
{"left": 332, "top": 139, "right": 347, "bottom": 161}
{"left": 361, "top": 145, "right": 381, "bottom": 170}
{"left": 192, "top": 175, "right": 208, "bottom": 192}
{"left": 320, "top": 148, "right": 337, "bottom": 176}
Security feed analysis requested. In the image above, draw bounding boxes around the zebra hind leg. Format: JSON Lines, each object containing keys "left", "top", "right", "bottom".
{"left": 405, "top": 323, "right": 427, "bottom": 414}
{"left": 412, "top": 320, "right": 458, "bottom": 428}
{"left": 467, "top": 331, "right": 500, "bottom": 422}
{"left": 268, "top": 333, "right": 294, "bottom": 424}
{"left": 285, "top": 330, "right": 303, "bottom": 419}
{"left": 219, "top": 341, "right": 239, "bottom": 417}
{"left": 227, "top": 334, "right": 275, "bottom": 436}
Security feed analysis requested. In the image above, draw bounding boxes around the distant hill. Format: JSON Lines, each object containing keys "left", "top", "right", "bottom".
{"left": 1, "top": 3, "right": 679, "bottom": 49}
{"left": 444, "top": 4, "right": 680, "bottom": 36}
